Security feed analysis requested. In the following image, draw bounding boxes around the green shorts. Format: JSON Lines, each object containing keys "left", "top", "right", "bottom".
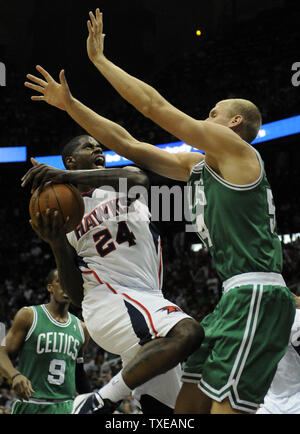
{"left": 182, "top": 276, "right": 296, "bottom": 413}
{"left": 11, "top": 399, "right": 74, "bottom": 414}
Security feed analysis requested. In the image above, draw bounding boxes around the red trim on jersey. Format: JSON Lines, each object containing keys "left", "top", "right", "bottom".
{"left": 82, "top": 270, "right": 118, "bottom": 294}
{"left": 82, "top": 270, "right": 103, "bottom": 285}
{"left": 122, "top": 293, "right": 158, "bottom": 338}
{"left": 81, "top": 187, "right": 96, "bottom": 196}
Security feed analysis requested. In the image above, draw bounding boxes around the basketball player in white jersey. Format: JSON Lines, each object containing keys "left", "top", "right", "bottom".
{"left": 256, "top": 294, "right": 300, "bottom": 414}
{"left": 22, "top": 135, "right": 204, "bottom": 414}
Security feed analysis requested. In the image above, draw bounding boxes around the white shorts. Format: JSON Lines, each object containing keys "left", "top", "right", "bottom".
{"left": 82, "top": 283, "right": 191, "bottom": 408}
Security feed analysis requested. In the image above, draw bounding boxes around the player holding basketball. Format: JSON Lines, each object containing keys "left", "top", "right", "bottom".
{"left": 22, "top": 146, "right": 204, "bottom": 413}
{"left": 23, "top": 8, "right": 296, "bottom": 414}
{"left": 0, "top": 269, "right": 90, "bottom": 414}
{"left": 22, "top": 133, "right": 204, "bottom": 414}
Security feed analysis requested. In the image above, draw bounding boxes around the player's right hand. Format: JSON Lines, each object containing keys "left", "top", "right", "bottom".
{"left": 30, "top": 208, "right": 70, "bottom": 245}
{"left": 24, "top": 66, "right": 73, "bottom": 111}
{"left": 87, "top": 8, "right": 105, "bottom": 63}
{"left": 21, "top": 158, "right": 67, "bottom": 194}
{"left": 12, "top": 374, "right": 35, "bottom": 401}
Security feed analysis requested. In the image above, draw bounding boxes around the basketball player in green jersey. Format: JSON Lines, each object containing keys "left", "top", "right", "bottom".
{"left": 22, "top": 9, "right": 295, "bottom": 414}
{"left": 0, "top": 269, "right": 90, "bottom": 414}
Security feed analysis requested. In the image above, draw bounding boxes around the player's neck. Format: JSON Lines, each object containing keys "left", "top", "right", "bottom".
{"left": 45, "top": 302, "right": 70, "bottom": 323}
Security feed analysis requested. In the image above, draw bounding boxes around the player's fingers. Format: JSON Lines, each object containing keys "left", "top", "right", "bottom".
{"left": 37, "top": 179, "right": 48, "bottom": 195}
{"left": 19, "top": 383, "right": 31, "bottom": 400}
{"left": 51, "top": 210, "right": 59, "bottom": 231}
{"left": 44, "top": 208, "right": 53, "bottom": 232}
{"left": 21, "top": 169, "right": 39, "bottom": 187}
{"left": 31, "top": 95, "right": 45, "bottom": 101}
{"left": 26, "top": 74, "right": 47, "bottom": 87}
{"left": 62, "top": 215, "right": 70, "bottom": 233}
{"left": 96, "top": 9, "right": 103, "bottom": 33}
{"left": 21, "top": 165, "right": 42, "bottom": 186}
{"left": 30, "top": 214, "right": 44, "bottom": 235}
{"left": 28, "top": 381, "right": 35, "bottom": 394}
{"left": 14, "top": 384, "right": 24, "bottom": 399}
{"left": 31, "top": 157, "right": 39, "bottom": 167}
{"left": 24, "top": 81, "right": 45, "bottom": 94}
{"left": 18, "top": 384, "right": 31, "bottom": 401}
{"left": 87, "top": 19, "right": 93, "bottom": 35}
{"left": 52, "top": 210, "right": 64, "bottom": 236}
{"left": 30, "top": 167, "right": 49, "bottom": 193}
{"left": 59, "top": 69, "right": 68, "bottom": 87}
{"left": 35, "top": 65, "right": 53, "bottom": 82}
{"left": 30, "top": 172, "right": 43, "bottom": 193}
{"left": 89, "top": 10, "right": 97, "bottom": 30}
{"left": 24, "top": 390, "right": 31, "bottom": 400}
{"left": 21, "top": 164, "right": 37, "bottom": 183}
{"left": 36, "top": 211, "right": 44, "bottom": 227}
{"left": 96, "top": 8, "right": 101, "bottom": 19}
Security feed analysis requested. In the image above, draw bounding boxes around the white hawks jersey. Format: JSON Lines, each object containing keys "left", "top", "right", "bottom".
{"left": 257, "top": 308, "right": 300, "bottom": 414}
{"left": 67, "top": 187, "right": 163, "bottom": 296}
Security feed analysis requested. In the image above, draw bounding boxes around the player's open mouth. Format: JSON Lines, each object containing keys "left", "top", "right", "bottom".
{"left": 94, "top": 155, "right": 105, "bottom": 167}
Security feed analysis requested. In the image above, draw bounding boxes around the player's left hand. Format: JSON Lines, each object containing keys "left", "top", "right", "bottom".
{"left": 12, "top": 374, "right": 35, "bottom": 401}
{"left": 24, "top": 65, "right": 72, "bottom": 111}
{"left": 21, "top": 158, "right": 68, "bottom": 193}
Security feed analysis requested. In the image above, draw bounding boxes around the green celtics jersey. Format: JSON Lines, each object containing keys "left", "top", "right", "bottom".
{"left": 18, "top": 305, "right": 85, "bottom": 400}
{"left": 187, "top": 151, "right": 282, "bottom": 281}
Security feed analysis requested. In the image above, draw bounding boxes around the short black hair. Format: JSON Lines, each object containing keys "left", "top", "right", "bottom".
{"left": 61, "top": 134, "right": 87, "bottom": 169}
{"left": 61, "top": 135, "right": 89, "bottom": 169}
{"left": 46, "top": 269, "right": 57, "bottom": 286}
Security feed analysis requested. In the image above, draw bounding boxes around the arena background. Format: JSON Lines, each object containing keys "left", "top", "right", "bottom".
{"left": 0, "top": 0, "right": 299, "bottom": 414}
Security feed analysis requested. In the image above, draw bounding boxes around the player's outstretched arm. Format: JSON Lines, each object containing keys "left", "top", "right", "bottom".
{"left": 21, "top": 158, "right": 149, "bottom": 192}
{"left": 24, "top": 67, "right": 203, "bottom": 181}
{"left": 0, "top": 309, "right": 35, "bottom": 400}
{"left": 86, "top": 9, "right": 246, "bottom": 161}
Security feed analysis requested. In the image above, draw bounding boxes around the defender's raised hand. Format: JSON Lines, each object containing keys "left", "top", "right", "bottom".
{"left": 24, "top": 66, "right": 73, "bottom": 111}
{"left": 87, "top": 8, "right": 105, "bottom": 63}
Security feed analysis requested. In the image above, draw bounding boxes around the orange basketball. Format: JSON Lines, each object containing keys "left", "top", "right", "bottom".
{"left": 29, "top": 183, "right": 85, "bottom": 233}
